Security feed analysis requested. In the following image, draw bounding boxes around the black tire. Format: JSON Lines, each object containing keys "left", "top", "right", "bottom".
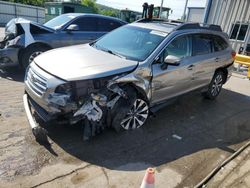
{"left": 21, "top": 44, "right": 51, "bottom": 69}
{"left": 112, "top": 93, "right": 149, "bottom": 132}
{"left": 203, "top": 71, "right": 225, "bottom": 100}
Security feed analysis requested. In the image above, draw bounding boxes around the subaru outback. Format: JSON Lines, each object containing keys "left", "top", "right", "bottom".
{"left": 23, "top": 19, "right": 235, "bottom": 141}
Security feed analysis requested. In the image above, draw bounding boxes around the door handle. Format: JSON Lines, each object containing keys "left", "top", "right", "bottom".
{"left": 187, "top": 64, "right": 194, "bottom": 70}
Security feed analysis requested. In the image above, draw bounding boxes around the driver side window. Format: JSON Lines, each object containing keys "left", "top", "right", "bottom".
{"left": 159, "top": 35, "right": 189, "bottom": 63}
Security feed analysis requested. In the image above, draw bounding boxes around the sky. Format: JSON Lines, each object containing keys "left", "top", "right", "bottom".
{"left": 97, "top": 0, "right": 207, "bottom": 19}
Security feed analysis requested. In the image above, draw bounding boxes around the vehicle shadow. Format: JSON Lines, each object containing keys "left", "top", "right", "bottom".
{"left": 44, "top": 88, "right": 250, "bottom": 171}
{"left": 0, "top": 66, "right": 25, "bottom": 82}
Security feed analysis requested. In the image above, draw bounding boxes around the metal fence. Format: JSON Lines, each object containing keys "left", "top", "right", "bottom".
{"left": 0, "top": 0, "right": 45, "bottom": 27}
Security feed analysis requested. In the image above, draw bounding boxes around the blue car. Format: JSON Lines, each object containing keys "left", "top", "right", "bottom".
{"left": 0, "top": 13, "right": 126, "bottom": 68}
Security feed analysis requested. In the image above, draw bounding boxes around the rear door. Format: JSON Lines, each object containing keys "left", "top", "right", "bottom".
{"left": 188, "top": 34, "right": 217, "bottom": 89}
{"left": 212, "top": 34, "right": 232, "bottom": 67}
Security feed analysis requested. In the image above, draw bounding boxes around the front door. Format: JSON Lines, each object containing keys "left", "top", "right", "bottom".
{"left": 151, "top": 35, "right": 194, "bottom": 104}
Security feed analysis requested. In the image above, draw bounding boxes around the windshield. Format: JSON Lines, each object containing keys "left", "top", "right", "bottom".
{"left": 93, "top": 25, "right": 167, "bottom": 61}
{"left": 44, "top": 14, "right": 76, "bottom": 29}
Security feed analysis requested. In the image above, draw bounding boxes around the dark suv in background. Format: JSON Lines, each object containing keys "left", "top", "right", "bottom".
{"left": 0, "top": 13, "right": 126, "bottom": 68}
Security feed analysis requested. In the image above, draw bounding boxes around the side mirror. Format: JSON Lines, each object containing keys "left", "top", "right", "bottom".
{"left": 164, "top": 55, "right": 181, "bottom": 66}
{"left": 66, "top": 24, "right": 79, "bottom": 31}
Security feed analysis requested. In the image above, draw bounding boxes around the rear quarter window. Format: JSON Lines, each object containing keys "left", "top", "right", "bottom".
{"left": 97, "top": 18, "right": 122, "bottom": 32}
{"left": 212, "top": 35, "right": 228, "bottom": 52}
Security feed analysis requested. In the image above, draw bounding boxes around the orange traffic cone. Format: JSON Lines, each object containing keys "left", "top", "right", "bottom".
{"left": 140, "top": 168, "right": 155, "bottom": 188}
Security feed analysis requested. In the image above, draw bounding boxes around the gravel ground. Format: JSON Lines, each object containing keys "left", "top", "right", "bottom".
{"left": 1, "top": 25, "right": 250, "bottom": 188}
{"left": 0, "top": 65, "right": 250, "bottom": 188}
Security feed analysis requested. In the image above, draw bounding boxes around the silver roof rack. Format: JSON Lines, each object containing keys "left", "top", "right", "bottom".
{"left": 175, "top": 23, "right": 222, "bottom": 32}
{"left": 135, "top": 19, "right": 222, "bottom": 32}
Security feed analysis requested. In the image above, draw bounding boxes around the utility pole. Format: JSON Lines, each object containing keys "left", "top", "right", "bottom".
{"left": 182, "top": 0, "right": 188, "bottom": 21}
{"left": 159, "top": 0, "right": 164, "bottom": 18}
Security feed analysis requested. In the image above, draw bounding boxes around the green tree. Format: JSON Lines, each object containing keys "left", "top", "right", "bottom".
{"left": 100, "top": 9, "right": 118, "bottom": 17}
{"left": 81, "top": 0, "right": 98, "bottom": 13}
{"left": 2, "top": 0, "right": 47, "bottom": 7}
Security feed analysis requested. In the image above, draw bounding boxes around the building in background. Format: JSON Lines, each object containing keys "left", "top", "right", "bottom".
{"left": 186, "top": 7, "right": 205, "bottom": 23}
{"left": 45, "top": 2, "right": 94, "bottom": 21}
{"left": 204, "top": 0, "right": 250, "bottom": 54}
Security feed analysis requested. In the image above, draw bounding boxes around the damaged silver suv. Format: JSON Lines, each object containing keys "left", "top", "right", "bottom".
{"left": 23, "top": 19, "right": 235, "bottom": 141}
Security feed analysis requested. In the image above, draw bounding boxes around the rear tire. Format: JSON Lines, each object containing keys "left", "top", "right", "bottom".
{"left": 203, "top": 71, "right": 225, "bottom": 100}
{"left": 21, "top": 44, "right": 51, "bottom": 69}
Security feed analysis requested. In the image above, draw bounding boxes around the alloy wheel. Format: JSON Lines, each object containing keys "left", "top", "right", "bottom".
{"left": 120, "top": 99, "right": 149, "bottom": 130}
{"left": 211, "top": 74, "right": 223, "bottom": 97}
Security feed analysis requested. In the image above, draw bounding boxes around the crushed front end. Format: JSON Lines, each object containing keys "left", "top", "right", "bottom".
{"left": 23, "top": 62, "right": 138, "bottom": 141}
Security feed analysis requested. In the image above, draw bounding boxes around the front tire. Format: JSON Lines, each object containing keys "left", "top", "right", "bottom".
{"left": 204, "top": 71, "right": 225, "bottom": 100}
{"left": 112, "top": 97, "right": 149, "bottom": 132}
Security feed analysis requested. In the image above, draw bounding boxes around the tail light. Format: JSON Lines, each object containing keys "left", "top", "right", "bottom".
{"left": 231, "top": 51, "right": 236, "bottom": 59}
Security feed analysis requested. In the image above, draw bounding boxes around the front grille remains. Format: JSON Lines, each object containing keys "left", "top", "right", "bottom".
{"left": 26, "top": 67, "right": 47, "bottom": 96}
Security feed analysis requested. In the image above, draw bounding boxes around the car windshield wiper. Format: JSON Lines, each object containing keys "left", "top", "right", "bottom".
{"left": 106, "top": 49, "right": 126, "bottom": 59}
{"left": 93, "top": 44, "right": 126, "bottom": 59}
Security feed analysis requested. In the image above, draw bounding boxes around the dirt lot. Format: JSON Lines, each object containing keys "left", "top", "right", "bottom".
{"left": 0, "top": 64, "right": 250, "bottom": 187}
{"left": 0, "top": 27, "right": 4, "bottom": 41}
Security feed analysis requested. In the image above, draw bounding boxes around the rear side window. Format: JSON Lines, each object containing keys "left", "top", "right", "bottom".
{"left": 212, "top": 35, "right": 228, "bottom": 51}
{"left": 192, "top": 34, "right": 213, "bottom": 56}
{"left": 71, "top": 17, "right": 97, "bottom": 31}
{"left": 97, "top": 18, "right": 122, "bottom": 32}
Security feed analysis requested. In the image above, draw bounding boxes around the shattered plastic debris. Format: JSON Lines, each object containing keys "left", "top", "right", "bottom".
{"left": 107, "top": 82, "right": 127, "bottom": 98}
{"left": 74, "top": 101, "right": 103, "bottom": 121}
{"left": 172, "top": 134, "right": 182, "bottom": 140}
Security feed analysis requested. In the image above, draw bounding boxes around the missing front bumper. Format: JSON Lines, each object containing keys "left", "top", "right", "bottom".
{"left": 23, "top": 94, "right": 38, "bottom": 129}
{"left": 23, "top": 94, "right": 49, "bottom": 143}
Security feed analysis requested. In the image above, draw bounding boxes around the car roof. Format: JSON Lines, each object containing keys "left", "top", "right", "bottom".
{"left": 129, "top": 19, "right": 224, "bottom": 35}
{"left": 63, "top": 13, "right": 127, "bottom": 24}
{"left": 130, "top": 22, "right": 179, "bottom": 33}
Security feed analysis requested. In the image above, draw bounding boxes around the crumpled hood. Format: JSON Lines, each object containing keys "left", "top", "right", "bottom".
{"left": 34, "top": 44, "right": 138, "bottom": 81}
{"left": 5, "top": 18, "right": 53, "bottom": 36}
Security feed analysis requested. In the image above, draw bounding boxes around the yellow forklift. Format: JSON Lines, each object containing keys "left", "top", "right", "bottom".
{"left": 119, "top": 2, "right": 172, "bottom": 23}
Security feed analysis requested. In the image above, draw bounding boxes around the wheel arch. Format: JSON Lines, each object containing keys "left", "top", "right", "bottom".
{"left": 18, "top": 42, "right": 52, "bottom": 67}
{"left": 126, "top": 83, "right": 150, "bottom": 104}
{"left": 18, "top": 42, "right": 52, "bottom": 62}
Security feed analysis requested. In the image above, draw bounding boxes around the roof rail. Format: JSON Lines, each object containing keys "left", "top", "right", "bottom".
{"left": 135, "top": 19, "right": 222, "bottom": 32}
{"left": 136, "top": 18, "right": 167, "bottom": 23}
{"left": 136, "top": 18, "right": 183, "bottom": 23}
{"left": 135, "top": 18, "right": 183, "bottom": 26}
{"left": 175, "top": 23, "right": 222, "bottom": 32}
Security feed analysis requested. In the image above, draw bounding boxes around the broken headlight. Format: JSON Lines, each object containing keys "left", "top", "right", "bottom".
{"left": 55, "top": 83, "right": 72, "bottom": 95}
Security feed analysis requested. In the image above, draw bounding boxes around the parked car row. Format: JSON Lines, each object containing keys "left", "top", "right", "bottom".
{"left": 0, "top": 13, "right": 126, "bottom": 68}
{"left": 21, "top": 18, "right": 234, "bottom": 142}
